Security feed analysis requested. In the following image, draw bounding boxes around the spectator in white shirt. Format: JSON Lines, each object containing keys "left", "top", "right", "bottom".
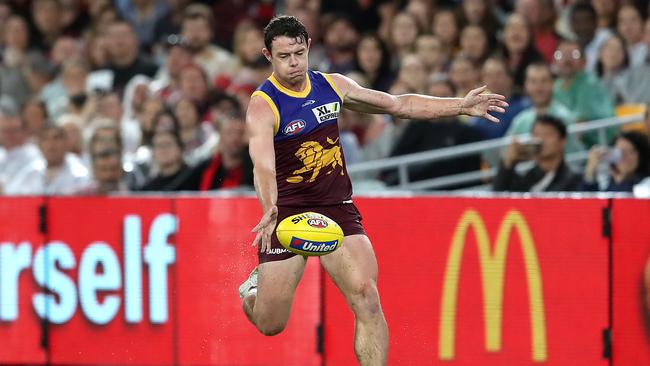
{"left": 181, "top": 4, "right": 236, "bottom": 82}
{"left": 0, "top": 105, "right": 41, "bottom": 193}
{"left": 5, "top": 124, "right": 89, "bottom": 195}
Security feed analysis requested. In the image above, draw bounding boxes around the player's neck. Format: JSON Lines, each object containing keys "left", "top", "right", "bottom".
{"left": 271, "top": 72, "right": 307, "bottom": 92}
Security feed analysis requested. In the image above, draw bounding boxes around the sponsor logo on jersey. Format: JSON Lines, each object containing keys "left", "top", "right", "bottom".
{"left": 312, "top": 102, "right": 340, "bottom": 123}
{"left": 283, "top": 119, "right": 306, "bottom": 135}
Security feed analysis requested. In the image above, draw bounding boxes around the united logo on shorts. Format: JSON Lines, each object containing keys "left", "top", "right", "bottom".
{"left": 289, "top": 237, "right": 339, "bottom": 252}
{"left": 307, "top": 218, "right": 328, "bottom": 228}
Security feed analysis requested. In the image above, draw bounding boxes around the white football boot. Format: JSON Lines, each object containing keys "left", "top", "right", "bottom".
{"left": 238, "top": 267, "right": 258, "bottom": 299}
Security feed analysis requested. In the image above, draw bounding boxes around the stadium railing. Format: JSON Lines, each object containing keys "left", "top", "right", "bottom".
{"left": 347, "top": 114, "right": 646, "bottom": 191}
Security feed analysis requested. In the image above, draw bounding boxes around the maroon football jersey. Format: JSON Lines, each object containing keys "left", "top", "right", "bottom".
{"left": 253, "top": 71, "right": 352, "bottom": 206}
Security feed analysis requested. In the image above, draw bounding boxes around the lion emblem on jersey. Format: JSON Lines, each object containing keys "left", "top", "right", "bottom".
{"left": 287, "top": 137, "right": 344, "bottom": 183}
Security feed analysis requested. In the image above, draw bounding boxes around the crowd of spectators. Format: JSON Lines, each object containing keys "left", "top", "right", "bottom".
{"left": 0, "top": 0, "right": 649, "bottom": 195}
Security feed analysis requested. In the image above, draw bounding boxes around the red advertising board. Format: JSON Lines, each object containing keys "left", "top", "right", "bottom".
{"left": 0, "top": 197, "right": 322, "bottom": 366}
{"left": 0, "top": 197, "right": 46, "bottom": 364}
{"left": 612, "top": 198, "right": 650, "bottom": 365}
{"left": 45, "top": 197, "right": 176, "bottom": 365}
{"left": 174, "top": 197, "right": 322, "bottom": 366}
{"left": 324, "top": 197, "right": 610, "bottom": 366}
{"left": 1, "top": 195, "right": 647, "bottom": 365}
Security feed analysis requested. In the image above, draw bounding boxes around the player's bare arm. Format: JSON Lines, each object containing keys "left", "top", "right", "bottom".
{"left": 327, "top": 73, "right": 509, "bottom": 123}
{"left": 246, "top": 95, "right": 278, "bottom": 254}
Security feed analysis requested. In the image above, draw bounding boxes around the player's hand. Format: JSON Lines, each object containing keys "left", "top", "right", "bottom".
{"left": 460, "top": 85, "right": 509, "bottom": 123}
{"left": 251, "top": 205, "right": 278, "bottom": 254}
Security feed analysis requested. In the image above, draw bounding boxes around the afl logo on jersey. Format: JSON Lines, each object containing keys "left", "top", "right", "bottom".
{"left": 284, "top": 119, "right": 306, "bottom": 135}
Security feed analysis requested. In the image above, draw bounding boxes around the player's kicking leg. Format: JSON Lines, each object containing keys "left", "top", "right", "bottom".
{"left": 320, "top": 234, "right": 388, "bottom": 366}
{"left": 240, "top": 255, "right": 307, "bottom": 335}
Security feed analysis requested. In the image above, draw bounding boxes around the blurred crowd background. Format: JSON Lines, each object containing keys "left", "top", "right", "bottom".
{"left": 0, "top": 0, "right": 650, "bottom": 196}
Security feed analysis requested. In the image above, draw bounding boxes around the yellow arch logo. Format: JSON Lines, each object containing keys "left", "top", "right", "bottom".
{"left": 438, "top": 209, "right": 547, "bottom": 362}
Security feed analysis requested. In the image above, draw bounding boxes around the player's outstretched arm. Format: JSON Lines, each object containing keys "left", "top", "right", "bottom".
{"left": 327, "top": 73, "right": 509, "bottom": 123}
{"left": 247, "top": 95, "right": 279, "bottom": 253}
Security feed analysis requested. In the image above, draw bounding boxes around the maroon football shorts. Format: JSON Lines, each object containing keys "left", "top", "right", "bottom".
{"left": 258, "top": 202, "right": 366, "bottom": 263}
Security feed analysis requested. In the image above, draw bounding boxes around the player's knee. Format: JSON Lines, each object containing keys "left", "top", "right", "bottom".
{"left": 256, "top": 319, "right": 288, "bottom": 336}
{"left": 349, "top": 281, "right": 382, "bottom": 318}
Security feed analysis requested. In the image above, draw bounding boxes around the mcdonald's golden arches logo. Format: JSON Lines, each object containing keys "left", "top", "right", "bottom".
{"left": 438, "top": 209, "right": 548, "bottom": 362}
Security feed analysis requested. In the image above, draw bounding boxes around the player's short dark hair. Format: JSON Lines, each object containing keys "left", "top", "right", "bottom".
{"left": 534, "top": 114, "right": 567, "bottom": 139}
{"left": 263, "top": 15, "right": 308, "bottom": 52}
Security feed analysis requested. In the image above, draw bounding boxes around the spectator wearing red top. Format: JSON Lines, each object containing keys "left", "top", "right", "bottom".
{"left": 180, "top": 113, "right": 252, "bottom": 191}
{"left": 516, "top": 0, "right": 561, "bottom": 64}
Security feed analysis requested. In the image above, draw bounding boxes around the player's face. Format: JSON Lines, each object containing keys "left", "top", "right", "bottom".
{"left": 264, "top": 36, "right": 311, "bottom": 86}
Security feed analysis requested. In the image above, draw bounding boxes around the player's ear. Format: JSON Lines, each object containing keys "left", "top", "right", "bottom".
{"left": 262, "top": 48, "right": 272, "bottom": 62}
{"left": 307, "top": 38, "right": 312, "bottom": 50}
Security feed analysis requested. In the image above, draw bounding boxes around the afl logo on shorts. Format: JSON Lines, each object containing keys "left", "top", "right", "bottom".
{"left": 284, "top": 119, "right": 306, "bottom": 135}
{"left": 307, "top": 218, "right": 328, "bottom": 228}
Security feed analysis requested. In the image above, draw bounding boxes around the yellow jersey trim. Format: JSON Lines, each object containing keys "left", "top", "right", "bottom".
{"left": 251, "top": 90, "right": 280, "bottom": 135}
{"left": 322, "top": 73, "right": 345, "bottom": 102}
{"left": 268, "top": 73, "right": 312, "bottom": 98}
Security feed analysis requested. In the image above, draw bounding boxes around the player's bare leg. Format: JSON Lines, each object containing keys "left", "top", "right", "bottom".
{"left": 320, "top": 234, "right": 388, "bottom": 365}
{"left": 241, "top": 255, "right": 307, "bottom": 335}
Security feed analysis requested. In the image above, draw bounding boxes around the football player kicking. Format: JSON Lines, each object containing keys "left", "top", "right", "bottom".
{"left": 239, "top": 15, "right": 508, "bottom": 366}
